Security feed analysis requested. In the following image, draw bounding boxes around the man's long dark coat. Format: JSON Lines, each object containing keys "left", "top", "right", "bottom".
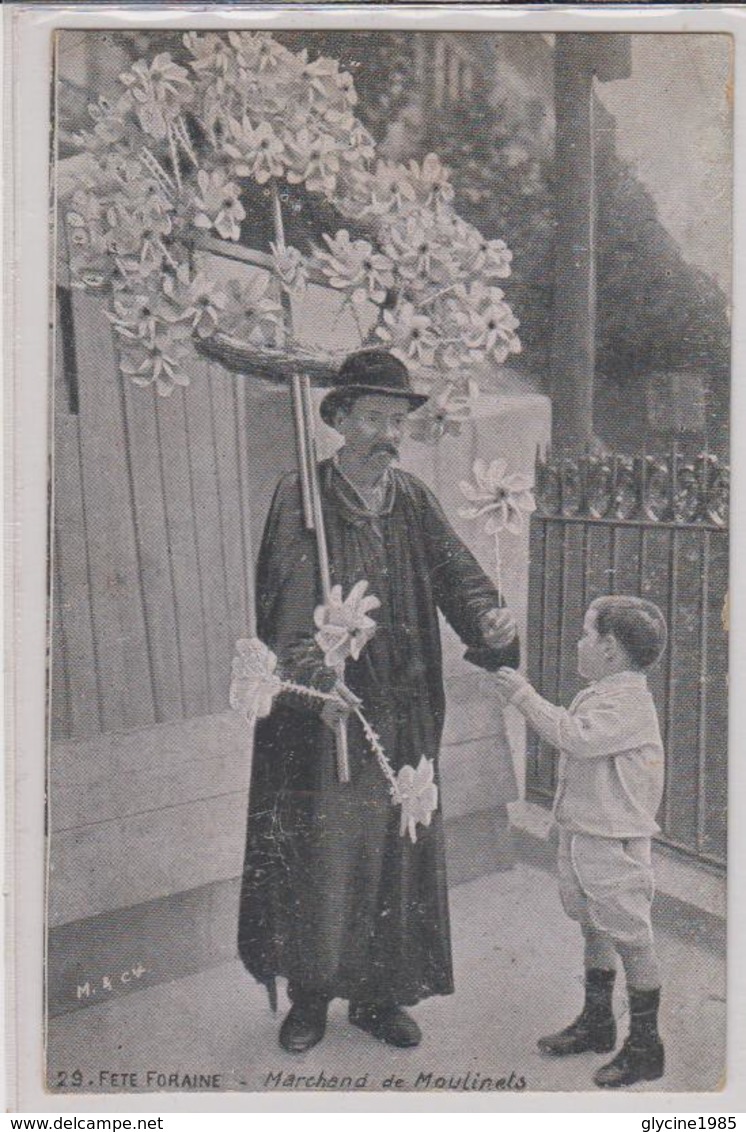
{"left": 237, "top": 460, "right": 513, "bottom": 1006}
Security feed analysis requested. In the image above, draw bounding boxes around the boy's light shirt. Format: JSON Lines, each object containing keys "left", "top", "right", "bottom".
{"left": 508, "top": 670, "right": 665, "bottom": 838}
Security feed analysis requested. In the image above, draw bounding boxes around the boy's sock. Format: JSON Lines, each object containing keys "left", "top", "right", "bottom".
{"left": 594, "top": 987, "right": 664, "bottom": 1088}
{"left": 617, "top": 940, "right": 661, "bottom": 990}
{"left": 584, "top": 926, "right": 618, "bottom": 971}
{"left": 537, "top": 968, "right": 616, "bottom": 1056}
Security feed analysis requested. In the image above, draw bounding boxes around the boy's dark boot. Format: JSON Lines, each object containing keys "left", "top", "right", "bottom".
{"left": 594, "top": 987, "right": 664, "bottom": 1088}
{"left": 538, "top": 968, "right": 616, "bottom": 1056}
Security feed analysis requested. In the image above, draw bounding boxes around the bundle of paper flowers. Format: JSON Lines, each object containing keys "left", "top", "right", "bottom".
{"left": 229, "top": 581, "right": 438, "bottom": 843}
{"left": 66, "top": 31, "right": 521, "bottom": 411}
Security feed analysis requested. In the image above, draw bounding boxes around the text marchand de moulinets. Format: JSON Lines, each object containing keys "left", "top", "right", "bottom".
{"left": 264, "top": 1068, "right": 527, "bottom": 1091}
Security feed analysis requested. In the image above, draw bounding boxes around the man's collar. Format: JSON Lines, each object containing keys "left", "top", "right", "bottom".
{"left": 324, "top": 459, "right": 397, "bottom": 521}
{"left": 331, "top": 455, "right": 394, "bottom": 515}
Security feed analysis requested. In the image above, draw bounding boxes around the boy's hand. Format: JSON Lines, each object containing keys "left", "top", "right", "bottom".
{"left": 494, "top": 667, "right": 529, "bottom": 702}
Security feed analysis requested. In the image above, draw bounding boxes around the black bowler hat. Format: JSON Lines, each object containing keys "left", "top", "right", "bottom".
{"left": 319, "top": 349, "right": 428, "bottom": 426}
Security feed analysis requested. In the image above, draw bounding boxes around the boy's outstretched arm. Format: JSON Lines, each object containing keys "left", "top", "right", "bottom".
{"left": 494, "top": 668, "right": 657, "bottom": 759}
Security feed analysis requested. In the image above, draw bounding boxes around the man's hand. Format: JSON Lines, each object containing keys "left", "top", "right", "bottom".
{"left": 479, "top": 607, "right": 518, "bottom": 649}
{"left": 320, "top": 680, "right": 361, "bottom": 732}
{"left": 494, "top": 666, "right": 529, "bottom": 703}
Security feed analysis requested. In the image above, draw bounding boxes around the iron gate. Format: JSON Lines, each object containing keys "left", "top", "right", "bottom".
{"left": 525, "top": 451, "right": 729, "bottom": 868}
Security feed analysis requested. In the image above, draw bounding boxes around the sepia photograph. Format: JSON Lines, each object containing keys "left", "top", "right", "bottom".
{"left": 38, "top": 19, "right": 730, "bottom": 1099}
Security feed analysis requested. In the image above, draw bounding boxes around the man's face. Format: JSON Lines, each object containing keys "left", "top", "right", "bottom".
{"left": 334, "top": 394, "right": 409, "bottom": 475}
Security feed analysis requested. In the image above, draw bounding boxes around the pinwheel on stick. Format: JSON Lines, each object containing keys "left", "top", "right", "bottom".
{"left": 459, "top": 457, "right": 536, "bottom": 597}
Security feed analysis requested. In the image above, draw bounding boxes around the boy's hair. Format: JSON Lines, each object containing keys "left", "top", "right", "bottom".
{"left": 590, "top": 595, "right": 667, "bottom": 670}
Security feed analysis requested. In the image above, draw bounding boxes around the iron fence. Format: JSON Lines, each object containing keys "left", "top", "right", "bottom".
{"left": 525, "top": 451, "right": 729, "bottom": 868}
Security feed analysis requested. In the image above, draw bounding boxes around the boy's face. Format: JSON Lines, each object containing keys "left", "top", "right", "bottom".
{"left": 577, "top": 607, "right": 613, "bottom": 681}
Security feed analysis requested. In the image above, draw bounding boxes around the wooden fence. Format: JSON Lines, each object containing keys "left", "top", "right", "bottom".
{"left": 51, "top": 284, "right": 260, "bottom": 741}
{"left": 525, "top": 452, "right": 729, "bottom": 868}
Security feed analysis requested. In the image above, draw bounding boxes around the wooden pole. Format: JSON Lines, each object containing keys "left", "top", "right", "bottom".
{"left": 549, "top": 35, "right": 632, "bottom": 455}
{"left": 299, "top": 376, "right": 332, "bottom": 601}
{"left": 291, "top": 374, "right": 350, "bottom": 783}
{"left": 549, "top": 35, "right": 597, "bottom": 454}
{"left": 291, "top": 376, "right": 315, "bottom": 531}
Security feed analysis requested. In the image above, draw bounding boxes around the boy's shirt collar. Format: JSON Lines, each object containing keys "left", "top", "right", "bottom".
{"left": 585, "top": 670, "right": 648, "bottom": 693}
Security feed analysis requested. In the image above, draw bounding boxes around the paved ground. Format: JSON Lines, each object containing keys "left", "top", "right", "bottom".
{"left": 47, "top": 862, "right": 725, "bottom": 1097}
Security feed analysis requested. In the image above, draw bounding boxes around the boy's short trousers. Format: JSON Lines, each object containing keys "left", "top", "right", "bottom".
{"left": 557, "top": 828, "right": 655, "bottom": 947}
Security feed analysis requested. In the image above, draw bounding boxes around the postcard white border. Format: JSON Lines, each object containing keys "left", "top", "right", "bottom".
{"left": 6, "top": 1, "right": 746, "bottom": 1114}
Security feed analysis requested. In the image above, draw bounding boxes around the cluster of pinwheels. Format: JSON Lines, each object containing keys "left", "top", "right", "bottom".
{"left": 66, "top": 30, "right": 521, "bottom": 412}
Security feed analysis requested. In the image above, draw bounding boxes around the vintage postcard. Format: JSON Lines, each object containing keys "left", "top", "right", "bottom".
{"left": 6, "top": 2, "right": 744, "bottom": 1112}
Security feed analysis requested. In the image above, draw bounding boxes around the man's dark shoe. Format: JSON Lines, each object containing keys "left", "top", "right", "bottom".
{"left": 594, "top": 1036, "right": 665, "bottom": 1088}
{"left": 349, "top": 1004, "right": 421, "bottom": 1048}
{"left": 538, "top": 1011, "right": 616, "bottom": 1056}
{"left": 279, "top": 998, "right": 328, "bottom": 1054}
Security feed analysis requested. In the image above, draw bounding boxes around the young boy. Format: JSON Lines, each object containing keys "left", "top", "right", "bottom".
{"left": 495, "top": 595, "right": 668, "bottom": 1089}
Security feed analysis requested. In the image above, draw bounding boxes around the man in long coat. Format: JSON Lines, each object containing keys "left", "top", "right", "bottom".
{"left": 238, "top": 349, "right": 519, "bottom": 1052}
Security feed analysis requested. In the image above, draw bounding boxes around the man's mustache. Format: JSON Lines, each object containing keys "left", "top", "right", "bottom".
{"left": 371, "top": 443, "right": 399, "bottom": 457}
